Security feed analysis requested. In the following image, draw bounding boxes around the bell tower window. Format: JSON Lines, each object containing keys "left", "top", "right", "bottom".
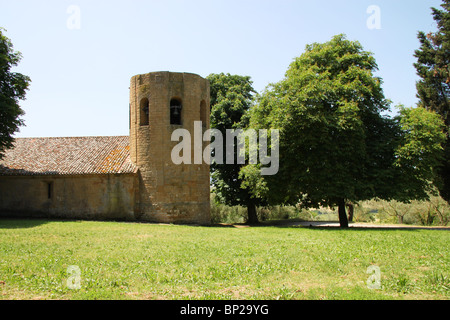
{"left": 170, "top": 98, "right": 182, "bottom": 125}
{"left": 140, "top": 98, "right": 149, "bottom": 126}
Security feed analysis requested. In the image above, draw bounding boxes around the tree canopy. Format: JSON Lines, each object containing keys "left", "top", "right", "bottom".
{"left": 414, "top": 0, "right": 450, "bottom": 203}
{"left": 394, "top": 105, "right": 446, "bottom": 201}
{"left": 0, "top": 28, "right": 30, "bottom": 159}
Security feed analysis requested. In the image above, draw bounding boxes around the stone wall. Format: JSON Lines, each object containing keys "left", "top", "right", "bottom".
{"left": 0, "top": 174, "right": 137, "bottom": 221}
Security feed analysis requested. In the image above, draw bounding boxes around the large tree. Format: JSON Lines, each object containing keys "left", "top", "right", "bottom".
{"left": 207, "top": 73, "right": 264, "bottom": 224}
{"left": 0, "top": 28, "right": 30, "bottom": 159}
{"left": 245, "top": 34, "right": 445, "bottom": 228}
{"left": 414, "top": 0, "right": 450, "bottom": 203}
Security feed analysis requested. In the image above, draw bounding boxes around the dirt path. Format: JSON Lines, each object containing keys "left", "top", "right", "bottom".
{"left": 260, "top": 220, "right": 450, "bottom": 230}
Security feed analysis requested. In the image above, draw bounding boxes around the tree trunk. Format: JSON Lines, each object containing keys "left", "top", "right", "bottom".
{"left": 246, "top": 202, "right": 259, "bottom": 224}
{"left": 347, "top": 202, "right": 354, "bottom": 222}
{"left": 338, "top": 199, "right": 349, "bottom": 228}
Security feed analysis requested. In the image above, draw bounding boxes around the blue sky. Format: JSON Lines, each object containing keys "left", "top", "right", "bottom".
{"left": 0, "top": 0, "right": 443, "bottom": 137}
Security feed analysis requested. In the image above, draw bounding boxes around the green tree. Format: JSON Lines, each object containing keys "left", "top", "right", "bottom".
{"left": 207, "top": 73, "right": 263, "bottom": 223}
{"left": 245, "top": 34, "right": 445, "bottom": 228}
{"left": 0, "top": 28, "right": 30, "bottom": 159}
{"left": 394, "top": 106, "right": 446, "bottom": 202}
{"left": 414, "top": 0, "right": 450, "bottom": 203}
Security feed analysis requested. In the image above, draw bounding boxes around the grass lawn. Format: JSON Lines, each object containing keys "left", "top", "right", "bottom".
{"left": 0, "top": 219, "right": 448, "bottom": 300}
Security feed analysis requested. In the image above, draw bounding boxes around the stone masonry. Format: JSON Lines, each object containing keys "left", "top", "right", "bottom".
{"left": 129, "top": 71, "right": 211, "bottom": 224}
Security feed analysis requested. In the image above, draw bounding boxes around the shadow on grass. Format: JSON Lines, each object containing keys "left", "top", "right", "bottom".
{"left": 1, "top": 216, "right": 448, "bottom": 231}
{"left": 0, "top": 218, "right": 50, "bottom": 229}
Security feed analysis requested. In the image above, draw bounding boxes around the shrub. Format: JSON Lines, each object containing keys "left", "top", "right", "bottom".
{"left": 210, "top": 193, "right": 450, "bottom": 226}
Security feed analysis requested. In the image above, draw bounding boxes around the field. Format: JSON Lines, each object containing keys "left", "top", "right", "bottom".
{"left": 0, "top": 218, "right": 448, "bottom": 300}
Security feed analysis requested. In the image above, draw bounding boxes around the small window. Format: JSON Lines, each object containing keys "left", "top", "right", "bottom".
{"left": 170, "top": 98, "right": 182, "bottom": 125}
{"left": 200, "top": 100, "right": 207, "bottom": 127}
{"left": 140, "top": 98, "right": 149, "bottom": 126}
{"left": 47, "top": 182, "right": 53, "bottom": 200}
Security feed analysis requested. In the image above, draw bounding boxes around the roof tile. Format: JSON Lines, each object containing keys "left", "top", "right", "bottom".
{"left": 0, "top": 136, "right": 138, "bottom": 176}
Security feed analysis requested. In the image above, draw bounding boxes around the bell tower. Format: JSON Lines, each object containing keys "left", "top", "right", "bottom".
{"left": 129, "top": 71, "right": 210, "bottom": 224}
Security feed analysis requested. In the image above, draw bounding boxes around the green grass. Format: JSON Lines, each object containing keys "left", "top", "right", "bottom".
{"left": 0, "top": 219, "right": 448, "bottom": 300}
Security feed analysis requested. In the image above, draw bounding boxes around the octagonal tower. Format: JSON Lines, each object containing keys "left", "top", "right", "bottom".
{"left": 129, "top": 71, "right": 210, "bottom": 224}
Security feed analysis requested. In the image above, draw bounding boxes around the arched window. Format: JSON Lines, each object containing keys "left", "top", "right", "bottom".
{"left": 140, "top": 98, "right": 149, "bottom": 126}
{"left": 200, "top": 100, "right": 207, "bottom": 127}
{"left": 170, "top": 98, "right": 182, "bottom": 125}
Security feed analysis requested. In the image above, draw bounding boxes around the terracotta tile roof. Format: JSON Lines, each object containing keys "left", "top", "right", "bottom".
{"left": 0, "top": 136, "right": 138, "bottom": 176}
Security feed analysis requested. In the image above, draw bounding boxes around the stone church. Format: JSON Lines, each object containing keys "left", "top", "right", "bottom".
{"left": 0, "top": 71, "right": 211, "bottom": 224}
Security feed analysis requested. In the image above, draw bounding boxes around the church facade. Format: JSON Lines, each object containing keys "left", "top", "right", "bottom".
{"left": 0, "top": 71, "right": 211, "bottom": 224}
